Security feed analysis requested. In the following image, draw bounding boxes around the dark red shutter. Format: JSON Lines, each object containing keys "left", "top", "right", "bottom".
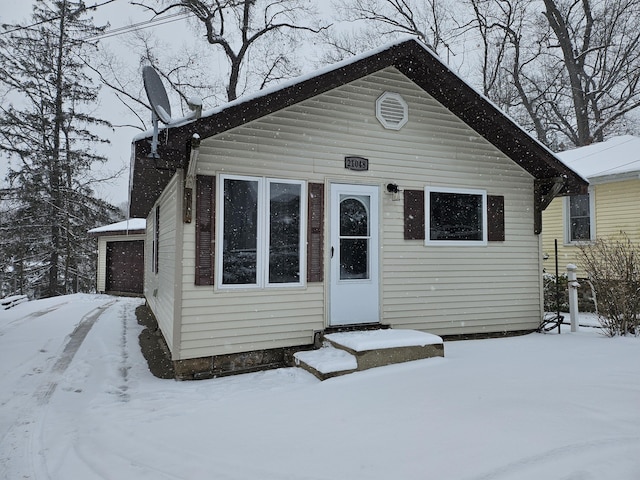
{"left": 307, "top": 183, "right": 324, "bottom": 282}
{"left": 404, "top": 189, "right": 425, "bottom": 240}
{"left": 487, "top": 195, "right": 505, "bottom": 242}
{"left": 195, "top": 175, "right": 215, "bottom": 285}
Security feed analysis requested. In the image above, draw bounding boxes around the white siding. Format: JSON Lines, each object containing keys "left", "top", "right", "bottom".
{"left": 145, "top": 174, "right": 182, "bottom": 355}
{"left": 96, "top": 237, "right": 107, "bottom": 293}
{"left": 173, "top": 67, "right": 542, "bottom": 360}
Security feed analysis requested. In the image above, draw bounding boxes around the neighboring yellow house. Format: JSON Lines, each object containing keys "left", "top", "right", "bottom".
{"left": 542, "top": 136, "right": 640, "bottom": 276}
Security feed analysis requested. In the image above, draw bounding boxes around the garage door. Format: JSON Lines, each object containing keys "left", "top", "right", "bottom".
{"left": 106, "top": 240, "right": 144, "bottom": 294}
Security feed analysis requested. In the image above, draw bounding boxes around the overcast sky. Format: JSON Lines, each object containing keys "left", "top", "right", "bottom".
{"left": 0, "top": 1, "right": 216, "bottom": 211}
{"left": 0, "top": 1, "right": 340, "bottom": 212}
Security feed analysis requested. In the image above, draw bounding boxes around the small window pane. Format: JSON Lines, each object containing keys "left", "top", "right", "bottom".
{"left": 269, "top": 182, "right": 301, "bottom": 283}
{"left": 340, "top": 239, "right": 369, "bottom": 279}
{"left": 430, "top": 191, "right": 483, "bottom": 241}
{"left": 223, "top": 179, "right": 258, "bottom": 284}
{"left": 571, "top": 217, "right": 591, "bottom": 241}
{"left": 340, "top": 197, "right": 368, "bottom": 236}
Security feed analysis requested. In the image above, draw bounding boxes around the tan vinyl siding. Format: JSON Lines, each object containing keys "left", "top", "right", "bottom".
{"left": 95, "top": 237, "right": 108, "bottom": 293}
{"left": 595, "top": 179, "right": 640, "bottom": 241}
{"left": 145, "top": 175, "right": 180, "bottom": 354}
{"left": 542, "top": 179, "right": 640, "bottom": 276}
{"left": 540, "top": 196, "right": 581, "bottom": 273}
{"left": 175, "top": 67, "right": 542, "bottom": 359}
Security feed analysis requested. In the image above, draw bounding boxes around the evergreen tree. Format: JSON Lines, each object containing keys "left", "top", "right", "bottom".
{"left": 0, "top": 0, "right": 123, "bottom": 298}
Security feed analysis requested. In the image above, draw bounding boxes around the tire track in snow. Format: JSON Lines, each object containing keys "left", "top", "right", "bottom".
{"left": 467, "top": 436, "right": 640, "bottom": 480}
{"left": 0, "top": 298, "right": 118, "bottom": 480}
{"left": 0, "top": 300, "right": 70, "bottom": 337}
{"left": 35, "top": 299, "right": 117, "bottom": 405}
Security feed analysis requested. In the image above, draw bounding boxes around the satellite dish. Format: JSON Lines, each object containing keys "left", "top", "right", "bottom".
{"left": 142, "top": 66, "right": 172, "bottom": 124}
{"left": 142, "top": 66, "right": 173, "bottom": 158}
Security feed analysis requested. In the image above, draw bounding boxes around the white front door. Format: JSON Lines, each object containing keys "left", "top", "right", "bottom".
{"left": 329, "top": 183, "right": 379, "bottom": 326}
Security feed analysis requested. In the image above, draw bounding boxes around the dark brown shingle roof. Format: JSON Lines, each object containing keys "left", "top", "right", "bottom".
{"left": 129, "top": 38, "right": 587, "bottom": 218}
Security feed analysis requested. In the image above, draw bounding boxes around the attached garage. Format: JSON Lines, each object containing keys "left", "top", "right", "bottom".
{"left": 89, "top": 219, "right": 146, "bottom": 295}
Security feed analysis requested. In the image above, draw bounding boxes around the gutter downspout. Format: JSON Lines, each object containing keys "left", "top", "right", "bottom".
{"left": 183, "top": 133, "right": 201, "bottom": 223}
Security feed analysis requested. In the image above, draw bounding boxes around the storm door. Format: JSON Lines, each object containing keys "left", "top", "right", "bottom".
{"left": 329, "top": 184, "right": 379, "bottom": 325}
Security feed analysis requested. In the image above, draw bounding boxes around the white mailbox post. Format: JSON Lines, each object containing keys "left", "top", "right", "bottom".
{"left": 567, "top": 264, "right": 580, "bottom": 332}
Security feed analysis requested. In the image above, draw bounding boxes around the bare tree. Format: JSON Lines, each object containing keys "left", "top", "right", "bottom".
{"left": 134, "top": 0, "right": 330, "bottom": 102}
{"left": 0, "top": 0, "right": 124, "bottom": 297}
{"left": 331, "top": 0, "right": 460, "bottom": 59}
{"left": 468, "top": 0, "right": 640, "bottom": 149}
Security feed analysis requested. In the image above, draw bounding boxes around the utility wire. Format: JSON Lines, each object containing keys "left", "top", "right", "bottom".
{"left": 0, "top": 0, "right": 118, "bottom": 36}
{"left": 84, "top": 11, "right": 193, "bottom": 41}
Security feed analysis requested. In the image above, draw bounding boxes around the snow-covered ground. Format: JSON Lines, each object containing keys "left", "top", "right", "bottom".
{"left": 1, "top": 294, "right": 639, "bottom": 479}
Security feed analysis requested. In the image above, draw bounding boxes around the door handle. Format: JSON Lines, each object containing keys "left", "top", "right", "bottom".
{"left": 331, "top": 246, "right": 334, "bottom": 258}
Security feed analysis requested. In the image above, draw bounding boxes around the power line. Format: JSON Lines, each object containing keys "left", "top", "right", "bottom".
{"left": 84, "top": 11, "right": 193, "bottom": 42}
{"left": 0, "top": 0, "right": 118, "bottom": 36}
{"left": 1, "top": 0, "right": 194, "bottom": 43}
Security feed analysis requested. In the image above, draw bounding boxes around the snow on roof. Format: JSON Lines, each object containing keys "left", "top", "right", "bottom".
{"left": 88, "top": 218, "right": 146, "bottom": 234}
{"left": 556, "top": 135, "right": 640, "bottom": 181}
{"left": 133, "top": 37, "right": 433, "bottom": 142}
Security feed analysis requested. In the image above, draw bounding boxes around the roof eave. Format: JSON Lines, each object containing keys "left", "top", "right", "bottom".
{"left": 129, "top": 38, "right": 588, "bottom": 217}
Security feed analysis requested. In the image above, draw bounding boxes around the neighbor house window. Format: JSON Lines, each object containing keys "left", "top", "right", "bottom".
{"left": 425, "top": 187, "right": 487, "bottom": 245}
{"left": 565, "top": 193, "right": 594, "bottom": 243}
{"left": 217, "top": 175, "right": 305, "bottom": 288}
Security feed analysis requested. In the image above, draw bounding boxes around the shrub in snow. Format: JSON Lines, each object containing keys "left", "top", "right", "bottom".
{"left": 578, "top": 235, "right": 640, "bottom": 336}
{"left": 543, "top": 273, "right": 569, "bottom": 313}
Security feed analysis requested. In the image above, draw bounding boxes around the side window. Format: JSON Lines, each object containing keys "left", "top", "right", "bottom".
{"left": 565, "top": 193, "right": 593, "bottom": 243}
{"left": 217, "top": 175, "right": 305, "bottom": 288}
{"left": 425, "top": 187, "right": 487, "bottom": 245}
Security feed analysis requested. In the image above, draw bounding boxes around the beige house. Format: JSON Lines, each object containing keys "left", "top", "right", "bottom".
{"left": 542, "top": 136, "right": 640, "bottom": 275}
{"left": 129, "top": 39, "right": 586, "bottom": 377}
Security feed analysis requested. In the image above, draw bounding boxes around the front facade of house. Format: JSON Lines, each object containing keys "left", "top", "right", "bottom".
{"left": 131, "top": 40, "right": 586, "bottom": 375}
{"left": 541, "top": 136, "right": 640, "bottom": 276}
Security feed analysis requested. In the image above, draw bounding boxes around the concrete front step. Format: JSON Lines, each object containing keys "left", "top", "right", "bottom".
{"left": 294, "top": 329, "right": 444, "bottom": 380}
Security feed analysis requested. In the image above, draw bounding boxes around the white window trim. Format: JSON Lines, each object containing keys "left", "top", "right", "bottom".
{"left": 425, "top": 186, "right": 488, "bottom": 246}
{"left": 216, "top": 174, "right": 306, "bottom": 289}
{"left": 563, "top": 188, "right": 596, "bottom": 245}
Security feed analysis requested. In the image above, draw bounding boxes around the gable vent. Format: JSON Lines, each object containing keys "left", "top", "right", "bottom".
{"left": 376, "top": 92, "right": 408, "bottom": 130}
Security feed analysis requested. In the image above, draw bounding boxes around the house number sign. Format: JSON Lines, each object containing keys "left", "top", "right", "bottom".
{"left": 344, "top": 156, "right": 369, "bottom": 171}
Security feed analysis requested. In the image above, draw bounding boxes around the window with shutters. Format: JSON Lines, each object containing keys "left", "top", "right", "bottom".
{"left": 217, "top": 174, "right": 306, "bottom": 288}
{"left": 425, "top": 187, "right": 488, "bottom": 246}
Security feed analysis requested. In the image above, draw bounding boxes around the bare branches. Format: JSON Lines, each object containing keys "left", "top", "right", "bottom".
{"left": 133, "top": 0, "right": 330, "bottom": 101}
{"left": 332, "top": 0, "right": 460, "bottom": 57}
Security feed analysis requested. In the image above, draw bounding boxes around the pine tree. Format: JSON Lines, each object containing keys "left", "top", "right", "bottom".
{"left": 0, "top": 0, "right": 123, "bottom": 298}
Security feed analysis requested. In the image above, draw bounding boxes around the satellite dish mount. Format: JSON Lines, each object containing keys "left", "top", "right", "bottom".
{"left": 142, "top": 66, "right": 172, "bottom": 158}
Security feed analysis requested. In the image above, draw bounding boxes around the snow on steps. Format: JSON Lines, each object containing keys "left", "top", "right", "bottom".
{"left": 294, "top": 329, "right": 444, "bottom": 380}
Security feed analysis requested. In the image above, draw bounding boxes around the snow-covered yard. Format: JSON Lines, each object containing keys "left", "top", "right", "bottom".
{"left": 1, "top": 294, "right": 639, "bottom": 479}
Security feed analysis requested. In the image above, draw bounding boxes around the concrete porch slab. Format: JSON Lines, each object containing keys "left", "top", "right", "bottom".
{"left": 295, "top": 329, "right": 445, "bottom": 380}
{"left": 293, "top": 346, "right": 358, "bottom": 380}
{"left": 324, "top": 329, "right": 443, "bottom": 352}
{"left": 325, "top": 329, "right": 444, "bottom": 372}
